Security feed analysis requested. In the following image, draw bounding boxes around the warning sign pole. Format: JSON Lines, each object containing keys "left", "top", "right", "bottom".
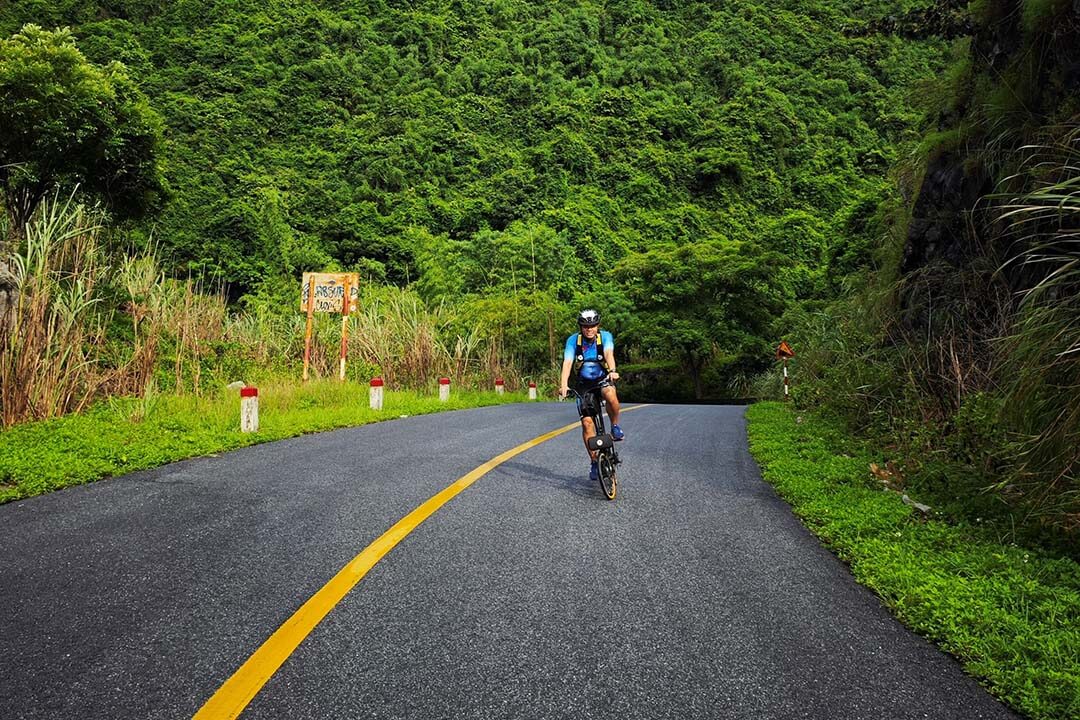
{"left": 775, "top": 340, "right": 795, "bottom": 401}
{"left": 303, "top": 274, "right": 317, "bottom": 382}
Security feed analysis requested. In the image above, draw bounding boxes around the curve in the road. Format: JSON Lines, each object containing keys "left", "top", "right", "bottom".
{"left": 0, "top": 403, "right": 1019, "bottom": 720}
{"left": 196, "top": 407, "right": 649, "bottom": 719}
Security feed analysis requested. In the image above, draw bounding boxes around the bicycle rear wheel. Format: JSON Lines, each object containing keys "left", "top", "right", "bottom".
{"left": 597, "top": 452, "right": 617, "bottom": 500}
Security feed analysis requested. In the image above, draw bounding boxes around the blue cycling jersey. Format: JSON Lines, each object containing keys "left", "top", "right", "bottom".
{"left": 564, "top": 330, "right": 614, "bottom": 382}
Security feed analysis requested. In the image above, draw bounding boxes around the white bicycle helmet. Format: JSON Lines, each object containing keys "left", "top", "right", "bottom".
{"left": 577, "top": 309, "right": 600, "bottom": 327}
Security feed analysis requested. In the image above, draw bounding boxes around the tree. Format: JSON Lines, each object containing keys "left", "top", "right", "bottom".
{"left": 615, "top": 239, "right": 785, "bottom": 398}
{"left": 0, "top": 25, "right": 164, "bottom": 244}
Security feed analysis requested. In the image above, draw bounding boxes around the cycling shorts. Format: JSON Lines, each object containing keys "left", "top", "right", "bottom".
{"left": 575, "top": 379, "right": 613, "bottom": 419}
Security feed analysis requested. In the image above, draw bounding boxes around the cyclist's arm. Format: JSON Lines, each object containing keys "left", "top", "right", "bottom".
{"left": 603, "top": 346, "right": 619, "bottom": 381}
{"left": 602, "top": 332, "right": 619, "bottom": 381}
{"left": 559, "top": 358, "right": 573, "bottom": 397}
{"left": 559, "top": 334, "right": 577, "bottom": 397}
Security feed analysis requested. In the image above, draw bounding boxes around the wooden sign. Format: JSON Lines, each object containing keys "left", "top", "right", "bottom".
{"left": 300, "top": 273, "right": 359, "bottom": 314}
{"left": 301, "top": 272, "right": 360, "bottom": 382}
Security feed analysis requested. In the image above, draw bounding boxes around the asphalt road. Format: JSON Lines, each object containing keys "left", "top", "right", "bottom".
{"left": 0, "top": 403, "right": 1018, "bottom": 719}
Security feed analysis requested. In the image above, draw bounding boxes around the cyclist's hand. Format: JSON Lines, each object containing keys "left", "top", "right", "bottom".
{"left": 559, "top": 385, "right": 570, "bottom": 399}
{"left": 609, "top": 372, "right": 620, "bottom": 382}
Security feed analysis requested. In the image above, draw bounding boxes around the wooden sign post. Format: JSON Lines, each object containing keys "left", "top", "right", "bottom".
{"left": 303, "top": 274, "right": 317, "bottom": 382}
{"left": 775, "top": 340, "right": 795, "bottom": 399}
{"left": 337, "top": 274, "right": 351, "bottom": 381}
{"left": 300, "top": 272, "right": 359, "bottom": 382}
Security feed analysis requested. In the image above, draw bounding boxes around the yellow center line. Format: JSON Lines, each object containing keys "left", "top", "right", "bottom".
{"left": 193, "top": 405, "right": 650, "bottom": 719}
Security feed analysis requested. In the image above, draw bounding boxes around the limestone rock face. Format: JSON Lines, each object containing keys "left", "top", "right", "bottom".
{"left": 898, "top": 8, "right": 1078, "bottom": 306}
{"left": 901, "top": 152, "right": 991, "bottom": 275}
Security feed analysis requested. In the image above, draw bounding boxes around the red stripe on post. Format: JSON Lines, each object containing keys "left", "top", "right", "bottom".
{"left": 528, "top": 382, "right": 536, "bottom": 388}
{"left": 439, "top": 377, "right": 450, "bottom": 385}
{"left": 240, "top": 387, "right": 258, "bottom": 397}
{"left": 370, "top": 377, "right": 384, "bottom": 387}
{"left": 495, "top": 378, "right": 505, "bottom": 386}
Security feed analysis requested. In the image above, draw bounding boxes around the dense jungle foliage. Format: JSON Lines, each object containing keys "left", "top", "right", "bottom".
{"left": 0, "top": 0, "right": 948, "bottom": 395}
{"left": 778, "top": 1, "right": 1080, "bottom": 542}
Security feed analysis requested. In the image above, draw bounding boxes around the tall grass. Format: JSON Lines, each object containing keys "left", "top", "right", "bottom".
{"left": 227, "top": 285, "right": 518, "bottom": 390}
{"left": 347, "top": 290, "right": 498, "bottom": 387}
{"left": 0, "top": 192, "right": 236, "bottom": 425}
{"left": 0, "top": 190, "right": 522, "bottom": 428}
{"left": 995, "top": 125, "right": 1080, "bottom": 528}
{"left": 0, "top": 191, "right": 111, "bottom": 424}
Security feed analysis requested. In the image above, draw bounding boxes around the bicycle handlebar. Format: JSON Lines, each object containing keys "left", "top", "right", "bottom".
{"left": 561, "top": 383, "right": 613, "bottom": 401}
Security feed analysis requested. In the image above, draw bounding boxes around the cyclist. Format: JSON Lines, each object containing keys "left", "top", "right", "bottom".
{"left": 558, "top": 309, "right": 624, "bottom": 482}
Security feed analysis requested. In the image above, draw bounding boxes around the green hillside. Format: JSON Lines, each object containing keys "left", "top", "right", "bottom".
{"left": 0, "top": 0, "right": 947, "bottom": 383}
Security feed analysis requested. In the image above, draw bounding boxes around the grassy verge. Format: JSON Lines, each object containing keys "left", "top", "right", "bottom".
{"left": 746, "top": 402, "right": 1080, "bottom": 720}
{"left": 0, "top": 380, "right": 523, "bottom": 504}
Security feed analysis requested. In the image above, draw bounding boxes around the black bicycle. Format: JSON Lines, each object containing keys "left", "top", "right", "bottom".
{"left": 568, "top": 386, "right": 620, "bottom": 500}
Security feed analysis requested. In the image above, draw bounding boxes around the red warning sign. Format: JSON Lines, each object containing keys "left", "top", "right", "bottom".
{"left": 775, "top": 341, "right": 795, "bottom": 360}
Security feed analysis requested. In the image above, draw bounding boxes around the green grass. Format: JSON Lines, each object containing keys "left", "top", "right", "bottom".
{"left": 0, "top": 379, "right": 525, "bottom": 504}
{"left": 746, "top": 402, "right": 1080, "bottom": 720}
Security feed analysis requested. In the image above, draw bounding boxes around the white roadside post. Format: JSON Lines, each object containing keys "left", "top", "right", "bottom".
{"left": 528, "top": 381, "right": 537, "bottom": 400}
{"left": 240, "top": 386, "right": 259, "bottom": 433}
{"left": 439, "top": 376, "right": 450, "bottom": 402}
{"left": 495, "top": 378, "right": 505, "bottom": 395}
{"left": 369, "top": 377, "right": 384, "bottom": 411}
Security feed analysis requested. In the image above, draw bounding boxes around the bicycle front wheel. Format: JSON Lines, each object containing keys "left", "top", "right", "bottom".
{"left": 597, "top": 452, "right": 617, "bottom": 500}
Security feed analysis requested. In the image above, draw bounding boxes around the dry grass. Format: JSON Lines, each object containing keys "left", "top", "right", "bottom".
{"left": 227, "top": 286, "right": 518, "bottom": 389}
{"left": 1, "top": 192, "right": 111, "bottom": 424}
{"left": 0, "top": 193, "right": 521, "bottom": 427}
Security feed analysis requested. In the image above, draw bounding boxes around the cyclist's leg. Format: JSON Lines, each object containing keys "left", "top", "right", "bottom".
{"left": 581, "top": 415, "right": 598, "bottom": 461}
{"left": 577, "top": 389, "right": 598, "bottom": 461}
{"left": 600, "top": 384, "right": 621, "bottom": 426}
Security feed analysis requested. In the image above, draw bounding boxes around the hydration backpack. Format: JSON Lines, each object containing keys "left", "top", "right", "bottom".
{"left": 573, "top": 330, "right": 609, "bottom": 376}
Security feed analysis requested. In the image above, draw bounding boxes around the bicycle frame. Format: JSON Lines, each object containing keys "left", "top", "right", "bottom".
{"left": 569, "top": 386, "right": 619, "bottom": 499}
